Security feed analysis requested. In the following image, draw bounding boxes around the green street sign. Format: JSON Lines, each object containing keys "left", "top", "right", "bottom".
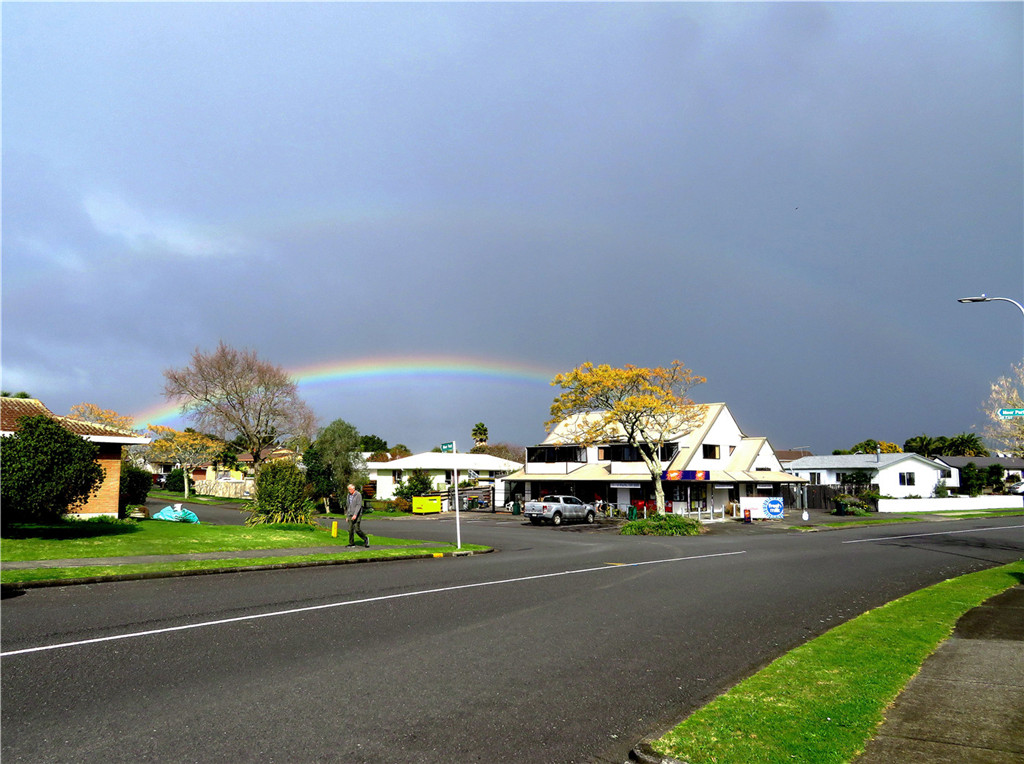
{"left": 441, "top": 441, "right": 455, "bottom": 453}
{"left": 998, "top": 409, "right": 1024, "bottom": 419}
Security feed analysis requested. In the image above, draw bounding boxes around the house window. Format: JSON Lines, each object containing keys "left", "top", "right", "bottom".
{"left": 597, "top": 444, "right": 641, "bottom": 461}
{"left": 527, "top": 445, "right": 586, "bottom": 463}
{"left": 445, "top": 470, "right": 453, "bottom": 484}
{"left": 808, "top": 472, "right": 821, "bottom": 485}
{"left": 703, "top": 444, "right": 720, "bottom": 459}
{"left": 659, "top": 443, "right": 679, "bottom": 461}
{"left": 899, "top": 472, "right": 916, "bottom": 486}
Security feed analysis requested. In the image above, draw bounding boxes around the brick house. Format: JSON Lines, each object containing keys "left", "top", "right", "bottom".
{"left": 0, "top": 398, "right": 150, "bottom": 518}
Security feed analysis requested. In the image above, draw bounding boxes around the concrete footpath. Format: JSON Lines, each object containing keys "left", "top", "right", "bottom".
{"left": 852, "top": 582, "right": 1024, "bottom": 764}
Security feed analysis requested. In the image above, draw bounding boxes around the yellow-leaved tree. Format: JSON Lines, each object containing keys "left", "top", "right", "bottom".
{"left": 546, "top": 361, "right": 707, "bottom": 515}
{"left": 68, "top": 403, "right": 145, "bottom": 464}
{"left": 68, "top": 403, "right": 137, "bottom": 432}
{"left": 146, "top": 425, "right": 224, "bottom": 499}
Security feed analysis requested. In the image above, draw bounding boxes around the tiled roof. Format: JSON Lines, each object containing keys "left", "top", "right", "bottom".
{"left": 0, "top": 398, "right": 54, "bottom": 431}
{"left": 1, "top": 398, "right": 148, "bottom": 444}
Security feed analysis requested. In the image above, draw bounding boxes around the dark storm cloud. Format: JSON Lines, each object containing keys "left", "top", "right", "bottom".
{"left": 2, "top": 3, "right": 1020, "bottom": 452}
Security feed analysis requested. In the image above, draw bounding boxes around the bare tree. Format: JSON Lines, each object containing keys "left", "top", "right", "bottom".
{"left": 163, "top": 342, "right": 316, "bottom": 473}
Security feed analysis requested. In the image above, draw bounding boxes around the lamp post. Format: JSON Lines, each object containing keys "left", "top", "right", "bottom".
{"left": 957, "top": 294, "right": 1024, "bottom": 317}
{"left": 958, "top": 294, "right": 1024, "bottom": 356}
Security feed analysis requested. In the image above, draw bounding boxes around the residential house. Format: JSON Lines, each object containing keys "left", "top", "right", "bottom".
{"left": 503, "top": 402, "right": 803, "bottom": 519}
{"left": 0, "top": 397, "right": 150, "bottom": 518}
{"left": 369, "top": 451, "right": 522, "bottom": 501}
{"left": 930, "top": 456, "right": 1024, "bottom": 488}
{"left": 785, "top": 453, "right": 958, "bottom": 497}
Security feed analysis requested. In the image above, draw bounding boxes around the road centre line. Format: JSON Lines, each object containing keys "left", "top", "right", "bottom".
{"left": 842, "top": 523, "right": 1024, "bottom": 544}
{"left": 0, "top": 550, "right": 745, "bottom": 658}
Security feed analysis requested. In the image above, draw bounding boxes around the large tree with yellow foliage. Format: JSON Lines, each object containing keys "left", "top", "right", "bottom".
{"left": 146, "top": 425, "right": 224, "bottom": 499}
{"left": 547, "top": 361, "right": 706, "bottom": 515}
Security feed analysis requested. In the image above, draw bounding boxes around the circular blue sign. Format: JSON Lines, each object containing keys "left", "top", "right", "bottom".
{"left": 764, "top": 498, "right": 785, "bottom": 518}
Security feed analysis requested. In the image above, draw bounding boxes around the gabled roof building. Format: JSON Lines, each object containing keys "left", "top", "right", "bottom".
{"left": 1, "top": 398, "right": 150, "bottom": 518}
{"left": 369, "top": 451, "right": 523, "bottom": 500}
{"left": 785, "top": 453, "right": 959, "bottom": 496}
{"left": 504, "top": 403, "right": 803, "bottom": 520}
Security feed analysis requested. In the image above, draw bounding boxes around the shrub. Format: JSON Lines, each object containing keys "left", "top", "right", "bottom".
{"left": 164, "top": 468, "right": 192, "bottom": 494}
{"left": 246, "top": 460, "right": 318, "bottom": 526}
{"left": 394, "top": 469, "right": 434, "bottom": 500}
{"left": 119, "top": 462, "right": 153, "bottom": 515}
{"left": 620, "top": 514, "right": 701, "bottom": 536}
{"left": 832, "top": 494, "right": 871, "bottom": 516}
{"left": 391, "top": 497, "right": 412, "bottom": 513}
{"left": 0, "top": 415, "right": 103, "bottom": 526}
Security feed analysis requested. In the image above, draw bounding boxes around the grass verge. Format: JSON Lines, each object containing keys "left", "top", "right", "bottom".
{"left": 2, "top": 519, "right": 435, "bottom": 562}
{"left": 148, "top": 490, "right": 250, "bottom": 506}
{"left": 650, "top": 560, "right": 1024, "bottom": 764}
{"left": 1, "top": 544, "right": 490, "bottom": 585}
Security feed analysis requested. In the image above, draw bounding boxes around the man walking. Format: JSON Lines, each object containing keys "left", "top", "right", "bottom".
{"left": 346, "top": 483, "right": 369, "bottom": 548}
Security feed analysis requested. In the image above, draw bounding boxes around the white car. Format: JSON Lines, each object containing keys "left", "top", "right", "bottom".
{"left": 1009, "top": 482, "right": 1024, "bottom": 495}
{"left": 523, "top": 495, "right": 596, "bottom": 526}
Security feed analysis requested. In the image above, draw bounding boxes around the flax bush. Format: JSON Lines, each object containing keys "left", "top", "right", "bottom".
{"left": 246, "top": 460, "right": 318, "bottom": 526}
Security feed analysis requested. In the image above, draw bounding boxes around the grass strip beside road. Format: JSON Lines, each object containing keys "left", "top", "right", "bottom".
{"left": 148, "top": 490, "right": 249, "bottom": 506}
{"left": 1, "top": 520, "right": 440, "bottom": 562}
{"left": 650, "top": 560, "right": 1024, "bottom": 764}
{"left": 1, "top": 545, "right": 489, "bottom": 585}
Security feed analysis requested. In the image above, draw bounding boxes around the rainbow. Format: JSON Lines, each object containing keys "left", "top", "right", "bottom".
{"left": 132, "top": 354, "right": 560, "bottom": 427}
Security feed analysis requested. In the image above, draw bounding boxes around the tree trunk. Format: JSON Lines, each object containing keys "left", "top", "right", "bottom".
{"left": 640, "top": 448, "right": 667, "bottom": 514}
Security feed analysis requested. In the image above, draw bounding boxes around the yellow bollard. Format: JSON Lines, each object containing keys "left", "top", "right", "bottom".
{"left": 331, "top": 521, "right": 338, "bottom": 538}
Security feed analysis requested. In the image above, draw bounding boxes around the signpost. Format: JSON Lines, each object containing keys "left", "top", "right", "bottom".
{"left": 998, "top": 409, "right": 1024, "bottom": 419}
{"left": 447, "top": 441, "right": 461, "bottom": 549}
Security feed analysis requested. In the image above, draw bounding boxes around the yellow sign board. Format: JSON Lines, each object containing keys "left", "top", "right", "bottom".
{"left": 413, "top": 496, "right": 442, "bottom": 514}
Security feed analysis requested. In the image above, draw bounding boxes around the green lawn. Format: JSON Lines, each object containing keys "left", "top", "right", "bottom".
{"left": 650, "top": 560, "right": 1024, "bottom": 764}
{"left": 2, "top": 518, "right": 436, "bottom": 561}
{"left": 1, "top": 518, "right": 489, "bottom": 585}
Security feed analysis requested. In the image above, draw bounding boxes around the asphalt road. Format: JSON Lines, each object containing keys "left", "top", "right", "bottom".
{"left": 2, "top": 514, "right": 1022, "bottom": 763}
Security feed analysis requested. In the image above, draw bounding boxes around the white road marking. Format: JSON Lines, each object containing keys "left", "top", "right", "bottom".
{"left": 842, "top": 523, "right": 1024, "bottom": 544}
{"left": 1, "top": 550, "right": 745, "bottom": 657}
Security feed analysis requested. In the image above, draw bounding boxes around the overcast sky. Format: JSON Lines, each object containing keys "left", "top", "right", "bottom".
{"left": 3, "top": 2, "right": 1022, "bottom": 454}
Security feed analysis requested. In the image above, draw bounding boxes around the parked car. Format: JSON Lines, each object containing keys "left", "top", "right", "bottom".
{"left": 1009, "top": 482, "right": 1024, "bottom": 495}
{"left": 523, "top": 495, "right": 596, "bottom": 526}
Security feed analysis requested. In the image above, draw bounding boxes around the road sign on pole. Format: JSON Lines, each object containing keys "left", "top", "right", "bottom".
{"left": 998, "top": 409, "right": 1024, "bottom": 419}
{"left": 441, "top": 441, "right": 455, "bottom": 453}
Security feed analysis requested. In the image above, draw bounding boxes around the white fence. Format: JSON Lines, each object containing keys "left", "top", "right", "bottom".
{"left": 193, "top": 479, "right": 254, "bottom": 499}
{"left": 878, "top": 496, "right": 1023, "bottom": 513}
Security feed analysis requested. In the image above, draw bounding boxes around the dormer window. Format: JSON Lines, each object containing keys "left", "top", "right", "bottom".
{"left": 703, "top": 444, "right": 720, "bottom": 459}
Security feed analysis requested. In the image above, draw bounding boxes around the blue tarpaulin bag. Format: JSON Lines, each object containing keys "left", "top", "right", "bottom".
{"left": 153, "top": 504, "right": 200, "bottom": 523}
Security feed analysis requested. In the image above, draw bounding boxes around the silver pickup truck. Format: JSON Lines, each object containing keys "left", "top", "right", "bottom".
{"left": 523, "top": 495, "right": 596, "bottom": 526}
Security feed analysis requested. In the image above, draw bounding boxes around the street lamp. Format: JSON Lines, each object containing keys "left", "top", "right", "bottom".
{"left": 958, "top": 294, "right": 1024, "bottom": 357}
{"left": 957, "top": 294, "right": 1024, "bottom": 318}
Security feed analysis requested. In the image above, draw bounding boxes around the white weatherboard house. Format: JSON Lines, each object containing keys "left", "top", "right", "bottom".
{"left": 785, "top": 453, "right": 959, "bottom": 497}
{"left": 369, "top": 451, "right": 522, "bottom": 500}
{"left": 504, "top": 402, "right": 803, "bottom": 519}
